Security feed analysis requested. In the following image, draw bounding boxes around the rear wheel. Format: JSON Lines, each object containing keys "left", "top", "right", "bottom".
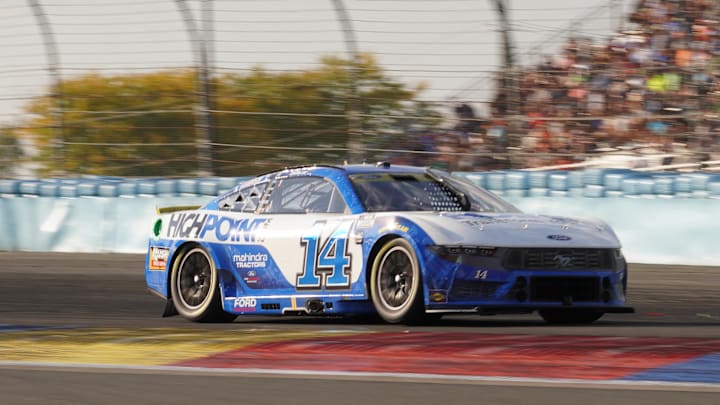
{"left": 538, "top": 309, "right": 604, "bottom": 325}
{"left": 170, "top": 245, "right": 236, "bottom": 323}
{"left": 370, "top": 238, "right": 424, "bottom": 324}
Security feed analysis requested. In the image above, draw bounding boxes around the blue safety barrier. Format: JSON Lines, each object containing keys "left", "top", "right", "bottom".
{"left": 1, "top": 194, "right": 717, "bottom": 265}
{"left": 1, "top": 172, "right": 719, "bottom": 200}
{"left": 548, "top": 172, "right": 569, "bottom": 191}
{"left": 452, "top": 170, "right": 720, "bottom": 199}
{"left": 1, "top": 171, "right": 720, "bottom": 264}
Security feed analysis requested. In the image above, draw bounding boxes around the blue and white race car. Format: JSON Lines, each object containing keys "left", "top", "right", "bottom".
{"left": 145, "top": 163, "right": 633, "bottom": 324}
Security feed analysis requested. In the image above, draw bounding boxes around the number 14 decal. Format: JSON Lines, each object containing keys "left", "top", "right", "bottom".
{"left": 296, "top": 221, "right": 352, "bottom": 289}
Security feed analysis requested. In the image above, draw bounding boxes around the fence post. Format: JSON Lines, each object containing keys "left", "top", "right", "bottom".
{"left": 491, "top": 0, "right": 523, "bottom": 165}
{"left": 331, "top": 0, "right": 364, "bottom": 164}
{"left": 28, "top": 0, "right": 65, "bottom": 176}
{"left": 175, "top": 0, "right": 214, "bottom": 176}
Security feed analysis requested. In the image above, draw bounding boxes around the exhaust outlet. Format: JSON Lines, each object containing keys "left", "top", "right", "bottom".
{"left": 305, "top": 299, "right": 325, "bottom": 314}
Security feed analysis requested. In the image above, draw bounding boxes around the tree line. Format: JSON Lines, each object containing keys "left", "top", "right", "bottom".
{"left": 5, "top": 54, "right": 442, "bottom": 177}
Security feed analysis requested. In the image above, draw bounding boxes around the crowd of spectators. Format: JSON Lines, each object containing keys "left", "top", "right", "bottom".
{"left": 409, "top": 0, "right": 720, "bottom": 171}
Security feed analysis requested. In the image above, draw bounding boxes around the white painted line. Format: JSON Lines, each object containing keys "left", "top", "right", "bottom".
{"left": 0, "top": 361, "right": 719, "bottom": 392}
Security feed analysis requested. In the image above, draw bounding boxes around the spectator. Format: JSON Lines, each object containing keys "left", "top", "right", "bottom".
{"left": 481, "top": 0, "right": 720, "bottom": 169}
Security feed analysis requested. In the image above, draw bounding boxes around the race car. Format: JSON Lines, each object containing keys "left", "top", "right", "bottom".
{"left": 145, "top": 163, "right": 633, "bottom": 324}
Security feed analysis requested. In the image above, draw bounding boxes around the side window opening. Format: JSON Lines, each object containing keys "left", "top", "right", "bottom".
{"left": 219, "top": 182, "right": 268, "bottom": 213}
{"left": 264, "top": 176, "right": 348, "bottom": 214}
{"left": 219, "top": 191, "right": 241, "bottom": 211}
{"left": 328, "top": 187, "right": 347, "bottom": 214}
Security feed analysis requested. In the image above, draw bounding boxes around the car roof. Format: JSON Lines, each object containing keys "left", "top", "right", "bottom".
{"left": 243, "top": 163, "right": 430, "bottom": 188}
{"left": 341, "top": 163, "right": 428, "bottom": 175}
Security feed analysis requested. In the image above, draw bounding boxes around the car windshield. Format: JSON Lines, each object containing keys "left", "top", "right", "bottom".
{"left": 349, "top": 169, "right": 520, "bottom": 213}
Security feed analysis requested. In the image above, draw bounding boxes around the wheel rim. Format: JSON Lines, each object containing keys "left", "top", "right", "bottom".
{"left": 176, "top": 249, "right": 212, "bottom": 310}
{"left": 377, "top": 246, "right": 415, "bottom": 310}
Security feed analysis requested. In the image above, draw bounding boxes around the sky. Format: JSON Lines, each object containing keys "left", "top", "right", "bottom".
{"left": 0, "top": 0, "right": 633, "bottom": 125}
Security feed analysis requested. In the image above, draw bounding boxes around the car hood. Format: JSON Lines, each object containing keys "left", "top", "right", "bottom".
{"left": 396, "top": 212, "right": 621, "bottom": 248}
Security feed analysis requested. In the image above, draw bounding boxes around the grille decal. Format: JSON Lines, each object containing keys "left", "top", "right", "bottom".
{"left": 504, "top": 248, "right": 613, "bottom": 270}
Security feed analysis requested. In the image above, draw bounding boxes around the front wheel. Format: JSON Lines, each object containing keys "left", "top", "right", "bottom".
{"left": 370, "top": 238, "right": 424, "bottom": 324}
{"left": 538, "top": 309, "right": 604, "bottom": 325}
{"left": 170, "top": 245, "right": 236, "bottom": 323}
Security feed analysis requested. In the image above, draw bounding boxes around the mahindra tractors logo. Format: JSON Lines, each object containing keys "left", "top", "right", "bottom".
{"left": 553, "top": 254, "right": 572, "bottom": 267}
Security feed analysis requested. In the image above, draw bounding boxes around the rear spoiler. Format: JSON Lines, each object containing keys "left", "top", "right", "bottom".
{"left": 156, "top": 205, "right": 202, "bottom": 215}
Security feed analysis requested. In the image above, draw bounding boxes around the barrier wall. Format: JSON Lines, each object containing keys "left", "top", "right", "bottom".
{"left": 2, "top": 169, "right": 720, "bottom": 199}
{"left": 509, "top": 197, "right": 719, "bottom": 266}
{"left": 0, "top": 170, "right": 718, "bottom": 265}
{"left": 0, "top": 196, "right": 205, "bottom": 254}
{"left": 453, "top": 169, "right": 720, "bottom": 199}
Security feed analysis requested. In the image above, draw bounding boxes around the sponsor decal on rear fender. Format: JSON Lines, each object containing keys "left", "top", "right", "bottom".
{"left": 148, "top": 247, "right": 170, "bottom": 270}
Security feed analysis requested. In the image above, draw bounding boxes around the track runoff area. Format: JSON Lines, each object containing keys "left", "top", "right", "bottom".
{"left": 1, "top": 327, "right": 719, "bottom": 390}
{"left": 0, "top": 253, "right": 718, "bottom": 392}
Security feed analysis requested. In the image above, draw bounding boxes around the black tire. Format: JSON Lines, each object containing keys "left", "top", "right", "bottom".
{"left": 538, "top": 309, "right": 604, "bottom": 325}
{"left": 370, "top": 238, "right": 425, "bottom": 324}
{"left": 170, "top": 245, "right": 236, "bottom": 323}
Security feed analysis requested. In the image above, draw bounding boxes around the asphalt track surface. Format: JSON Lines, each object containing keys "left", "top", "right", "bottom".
{"left": 0, "top": 252, "right": 719, "bottom": 405}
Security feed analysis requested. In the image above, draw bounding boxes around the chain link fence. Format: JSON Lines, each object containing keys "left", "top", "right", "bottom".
{"left": 1, "top": 0, "right": 718, "bottom": 178}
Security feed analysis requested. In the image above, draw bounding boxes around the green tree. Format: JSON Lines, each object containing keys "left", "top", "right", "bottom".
{"left": 16, "top": 54, "right": 441, "bottom": 176}
{"left": 0, "top": 128, "right": 22, "bottom": 177}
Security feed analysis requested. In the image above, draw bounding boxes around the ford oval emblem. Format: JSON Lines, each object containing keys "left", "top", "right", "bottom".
{"left": 547, "top": 234, "right": 571, "bottom": 241}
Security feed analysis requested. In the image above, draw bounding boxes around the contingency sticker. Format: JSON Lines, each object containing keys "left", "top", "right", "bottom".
{"left": 149, "top": 247, "right": 170, "bottom": 270}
